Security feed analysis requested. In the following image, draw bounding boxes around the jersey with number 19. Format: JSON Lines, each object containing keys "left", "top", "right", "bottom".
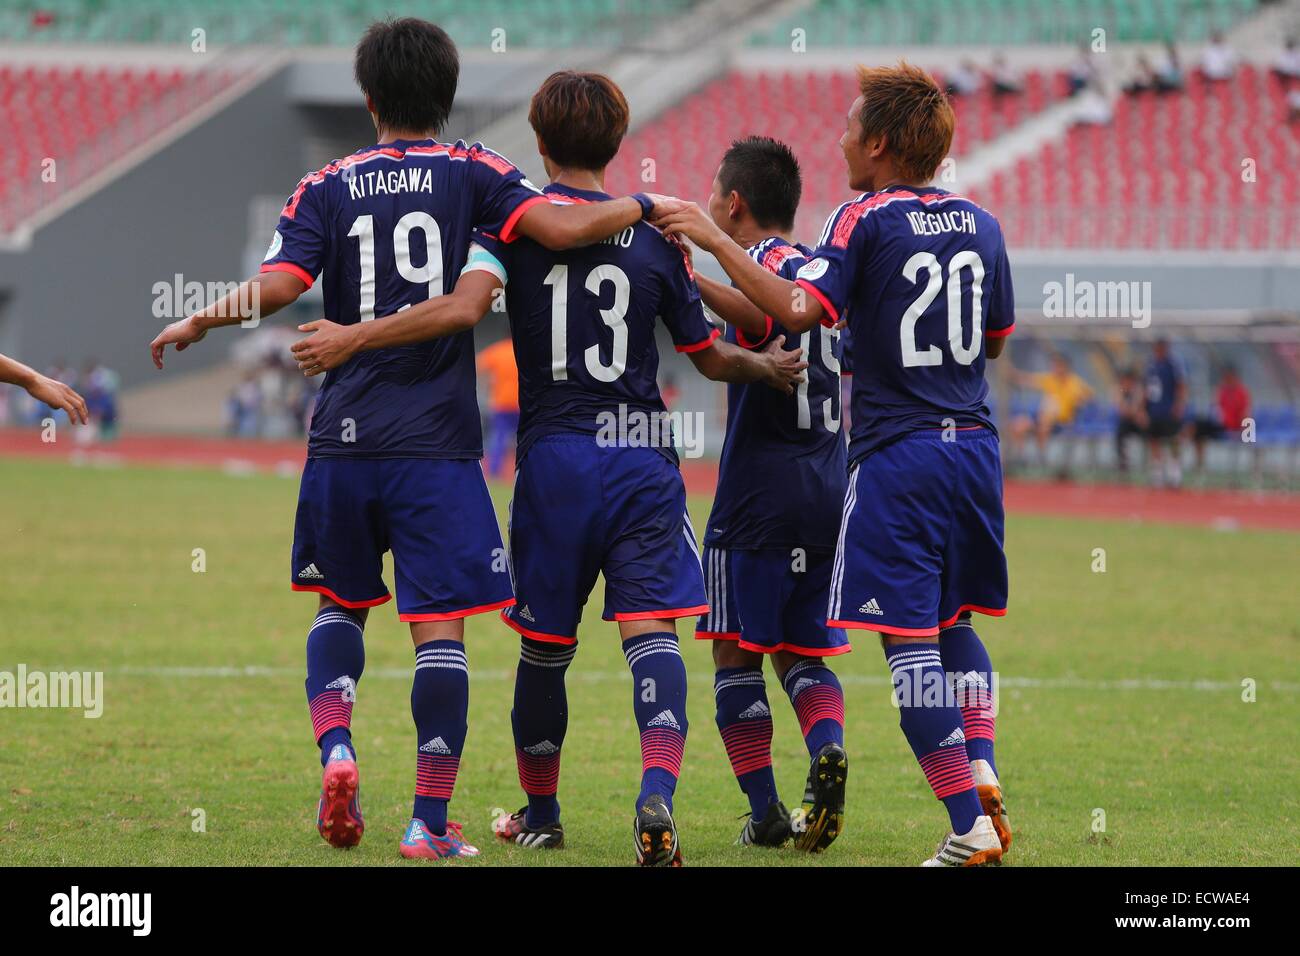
{"left": 793, "top": 185, "right": 1015, "bottom": 637}
{"left": 696, "top": 237, "right": 849, "bottom": 657}
{"left": 264, "top": 137, "right": 546, "bottom": 620}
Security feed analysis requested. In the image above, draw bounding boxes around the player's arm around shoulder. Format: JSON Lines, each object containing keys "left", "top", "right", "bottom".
{"left": 688, "top": 334, "right": 807, "bottom": 394}
{"left": 514, "top": 192, "right": 654, "bottom": 250}
{"left": 291, "top": 268, "right": 502, "bottom": 378}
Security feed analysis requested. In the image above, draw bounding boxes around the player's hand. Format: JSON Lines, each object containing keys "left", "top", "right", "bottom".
{"left": 25, "top": 374, "right": 89, "bottom": 425}
{"left": 292, "top": 320, "right": 361, "bottom": 376}
{"left": 150, "top": 316, "right": 207, "bottom": 369}
{"left": 644, "top": 193, "right": 689, "bottom": 220}
{"left": 760, "top": 335, "right": 808, "bottom": 395}
{"left": 653, "top": 202, "right": 726, "bottom": 252}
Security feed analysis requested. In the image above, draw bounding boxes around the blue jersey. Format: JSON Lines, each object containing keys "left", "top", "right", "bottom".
{"left": 794, "top": 186, "right": 1015, "bottom": 467}
{"left": 262, "top": 138, "right": 547, "bottom": 459}
{"left": 468, "top": 183, "right": 717, "bottom": 465}
{"left": 705, "top": 238, "right": 846, "bottom": 553}
{"left": 1144, "top": 355, "right": 1184, "bottom": 418}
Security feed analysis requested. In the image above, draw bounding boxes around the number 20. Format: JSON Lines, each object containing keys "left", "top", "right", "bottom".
{"left": 900, "top": 250, "right": 984, "bottom": 367}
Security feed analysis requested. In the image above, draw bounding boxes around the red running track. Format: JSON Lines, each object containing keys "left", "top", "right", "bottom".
{"left": 3, "top": 428, "right": 1298, "bottom": 532}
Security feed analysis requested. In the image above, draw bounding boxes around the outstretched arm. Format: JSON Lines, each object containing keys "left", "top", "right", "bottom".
{"left": 290, "top": 270, "right": 502, "bottom": 376}
{"left": 687, "top": 336, "right": 807, "bottom": 394}
{"left": 654, "top": 202, "right": 826, "bottom": 333}
{"left": 150, "top": 269, "right": 308, "bottom": 369}
{"left": 514, "top": 194, "right": 647, "bottom": 250}
{"left": 0, "top": 353, "right": 88, "bottom": 424}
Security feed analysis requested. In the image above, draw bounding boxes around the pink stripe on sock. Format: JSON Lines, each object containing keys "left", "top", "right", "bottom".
{"left": 792, "top": 685, "right": 845, "bottom": 736}
{"left": 515, "top": 748, "right": 561, "bottom": 796}
{"left": 640, "top": 728, "right": 685, "bottom": 776}
{"left": 719, "top": 720, "right": 773, "bottom": 777}
{"left": 918, "top": 747, "right": 976, "bottom": 799}
{"left": 415, "top": 754, "right": 460, "bottom": 800}
{"left": 309, "top": 690, "right": 352, "bottom": 741}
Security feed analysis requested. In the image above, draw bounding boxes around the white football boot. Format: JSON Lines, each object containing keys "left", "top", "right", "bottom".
{"left": 920, "top": 814, "right": 1003, "bottom": 867}
{"left": 971, "top": 759, "right": 1012, "bottom": 852}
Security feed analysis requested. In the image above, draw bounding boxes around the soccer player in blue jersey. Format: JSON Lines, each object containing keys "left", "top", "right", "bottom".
{"left": 148, "top": 20, "right": 673, "bottom": 861}
{"left": 289, "top": 71, "right": 806, "bottom": 866}
{"left": 684, "top": 137, "right": 850, "bottom": 852}
{"left": 653, "top": 63, "right": 1014, "bottom": 866}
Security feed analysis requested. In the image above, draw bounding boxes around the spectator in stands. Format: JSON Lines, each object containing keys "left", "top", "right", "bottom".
{"left": 80, "top": 359, "right": 119, "bottom": 440}
{"left": 945, "top": 59, "right": 983, "bottom": 97}
{"left": 1274, "top": 37, "right": 1300, "bottom": 79}
{"left": 1067, "top": 42, "right": 1098, "bottom": 96}
{"left": 227, "top": 373, "right": 262, "bottom": 438}
{"left": 990, "top": 54, "right": 1022, "bottom": 97}
{"left": 1008, "top": 354, "right": 1094, "bottom": 467}
{"left": 1143, "top": 338, "right": 1188, "bottom": 487}
{"left": 1154, "top": 42, "right": 1186, "bottom": 93}
{"left": 1184, "top": 366, "right": 1251, "bottom": 471}
{"left": 476, "top": 335, "right": 519, "bottom": 479}
{"left": 1200, "top": 31, "right": 1237, "bottom": 82}
{"left": 1124, "top": 54, "right": 1158, "bottom": 95}
{"left": 1114, "top": 366, "right": 1147, "bottom": 473}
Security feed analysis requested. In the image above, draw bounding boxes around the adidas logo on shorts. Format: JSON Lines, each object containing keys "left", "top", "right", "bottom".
{"left": 297, "top": 563, "right": 324, "bottom": 580}
{"left": 939, "top": 727, "right": 966, "bottom": 748}
{"left": 738, "top": 701, "right": 771, "bottom": 719}
{"left": 524, "top": 739, "right": 559, "bottom": 755}
{"left": 858, "top": 598, "right": 884, "bottom": 616}
{"left": 517, "top": 605, "right": 536, "bottom": 623}
{"left": 647, "top": 709, "right": 681, "bottom": 730}
{"left": 420, "top": 736, "right": 452, "bottom": 755}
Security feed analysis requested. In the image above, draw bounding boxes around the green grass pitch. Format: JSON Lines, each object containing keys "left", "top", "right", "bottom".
{"left": 1, "top": 457, "right": 1296, "bottom": 866}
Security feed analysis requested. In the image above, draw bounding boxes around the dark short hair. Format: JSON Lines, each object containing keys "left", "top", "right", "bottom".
{"left": 718, "top": 136, "right": 802, "bottom": 231}
{"left": 354, "top": 18, "right": 459, "bottom": 134}
{"left": 528, "top": 71, "right": 629, "bottom": 171}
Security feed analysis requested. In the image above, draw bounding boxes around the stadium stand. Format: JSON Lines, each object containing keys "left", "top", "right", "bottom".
{"left": 607, "top": 67, "right": 1067, "bottom": 238}
{"left": 0, "top": 63, "right": 238, "bottom": 230}
{"left": 975, "top": 65, "right": 1300, "bottom": 249}
{"left": 0, "top": 0, "right": 697, "bottom": 47}
{"left": 749, "top": 0, "right": 1264, "bottom": 46}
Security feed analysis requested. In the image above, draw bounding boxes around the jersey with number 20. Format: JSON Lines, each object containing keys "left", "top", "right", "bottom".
{"left": 793, "top": 185, "right": 1015, "bottom": 468}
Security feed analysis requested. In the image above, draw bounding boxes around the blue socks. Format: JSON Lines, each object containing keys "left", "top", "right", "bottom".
{"left": 304, "top": 606, "right": 365, "bottom": 765}
{"left": 623, "top": 632, "right": 689, "bottom": 812}
{"left": 411, "top": 640, "right": 469, "bottom": 836}
{"left": 884, "top": 641, "right": 982, "bottom": 835}
{"left": 714, "top": 666, "right": 778, "bottom": 818}
{"left": 511, "top": 638, "right": 576, "bottom": 827}
{"left": 939, "top": 616, "right": 998, "bottom": 776}
{"left": 781, "top": 659, "right": 846, "bottom": 757}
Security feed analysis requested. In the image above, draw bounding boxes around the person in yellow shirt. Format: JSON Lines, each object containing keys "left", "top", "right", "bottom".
{"left": 1008, "top": 354, "right": 1093, "bottom": 465}
{"left": 477, "top": 336, "right": 520, "bottom": 478}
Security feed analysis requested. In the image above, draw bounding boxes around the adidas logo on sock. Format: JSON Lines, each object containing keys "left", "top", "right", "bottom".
{"left": 420, "top": 736, "right": 452, "bottom": 755}
{"left": 297, "top": 563, "right": 324, "bottom": 580}
{"left": 517, "top": 605, "right": 536, "bottom": 623}
{"left": 325, "top": 675, "right": 356, "bottom": 702}
{"left": 738, "top": 701, "right": 771, "bottom": 719}
{"left": 939, "top": 727, "right": 967, "bottom": 748}
{"left": 792, "top": 677, "right": 819, "bottom": 695}
{"left": 954, "top": 669, "right": 989, "bottom": 691}
{"left": 858, "top": 598, "right": 884, "bottom": 615}
{"left": 524, "top": 739, "right": 559, "bottom": 755}
{"left": 647, "top": 709, "right": 681, "bottom": 730}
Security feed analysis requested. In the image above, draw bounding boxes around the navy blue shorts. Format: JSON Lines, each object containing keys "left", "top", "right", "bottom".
{"left": 828, "top": 429, "right": 1008, "bottom": 636}
{"left": 696, "top": 546, "right": 850, "bottom": 657}
{"left": 501, "top": 435, "right": 708, "bottom": 644}
{"left": 291, "top": 457, "right": 514, "bottom": 622}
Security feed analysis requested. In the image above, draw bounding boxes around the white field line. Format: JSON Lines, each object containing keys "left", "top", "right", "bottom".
{"left": 74, "top": 665, "right": 1300, "bottom": 694}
